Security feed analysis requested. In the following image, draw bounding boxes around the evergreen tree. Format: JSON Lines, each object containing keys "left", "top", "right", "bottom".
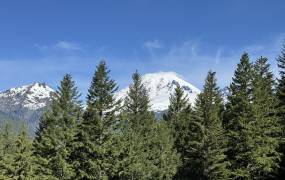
{"left": 188, "top": 71, "right": 229, "bottom": 180}
{"left": 0, "top": 123, "right": 16, "bottom": 179}
{"left": 72, "top": 61, "right": 121, "bottom": 179}
{"left": 119, "top": 70, "right": 156, "bottom": 179}
{"left": 251, "top": 57, "right": 281, "bottom": 179}
{"left": 163, "top": 84, "right": 193, "bottom": 178}
{"left": 119, "top": 71, "right": 180, "bottom": 179}
{"left": 224, "top": 53, "right": 255, "bottom": 179}
{"left": 0, "top": 123, "right": 14, "bottom": 160}
{"left": 124, "top": 70, "right": 153, "bottom": 129}
{"left": 276, "top": 41, "right": 285, "bottom": 178}
{"left": 3, "top": 124, "right": 36, "bottom": 179}
{"left": 33, "top": 74, "right": 82, "bottom": 179}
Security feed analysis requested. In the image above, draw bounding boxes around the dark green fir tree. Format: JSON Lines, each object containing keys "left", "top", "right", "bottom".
{"left": 163, "top": 84, "right": 193, "bottom": 178}
{"left": 224, "top": 53, "right": 256, "bottom": 179}
{"left": 4, "top": 124, "right": 35, "bottom": 179}
{"left": 33, "top": 74, "right": 82, "bottom": 180}
{"left": 0, "top": 123, "right": 16, "bottom": 179}
{"left": 124, "top": 70, "right": 153, "bottom": 130}
{"left": 72, "top": 61, "right": 121, "bottom": 179}
{"left": 251, "top": 56, "right": 281, "bottom": 179}
{"left": 188, "top": 71, "right": 229, "bottom": 180}
{"left": 276, "top": 41, "right": 285, "bottom": 179}
{"left": 120, "top": 71, "right": 180, "bottom": 179}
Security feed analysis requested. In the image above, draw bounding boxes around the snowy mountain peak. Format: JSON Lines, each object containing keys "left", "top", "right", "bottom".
{"left": 0, "top": 82, "right": 55, "bottom": 110}
{"left": 116, "top": 71, "right": 200, "bottom": 112}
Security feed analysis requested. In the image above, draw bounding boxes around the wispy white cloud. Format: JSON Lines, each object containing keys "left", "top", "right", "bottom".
{"left": 141, "top": 35, "right": 284, "bottom": 88}
{"left": 143, "top": 39, "right": 162, "bottom": 50}
{"left": 54, "top": 41, "right": 81, "bottom": 50}
{"left": 36, "top": 41, "right": 82, "bottom": 51}
{"left": 143, "top": 40, "right": 235, "bottom": 88}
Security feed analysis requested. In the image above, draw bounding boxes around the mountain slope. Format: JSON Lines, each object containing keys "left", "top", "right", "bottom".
{"left": 115, "top": 72, "right": 200, "bottom": 112}
{"left": 0, "top": 82, "right": 54, "bottom": 132}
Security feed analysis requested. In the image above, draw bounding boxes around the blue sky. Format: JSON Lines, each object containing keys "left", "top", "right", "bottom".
{"left": 0, "top": 0, "right": 284, "bottom": 96}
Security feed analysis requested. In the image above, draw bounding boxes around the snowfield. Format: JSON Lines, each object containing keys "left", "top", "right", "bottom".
{"left": 115, "top": 72, "right": 200, "bottom": 112}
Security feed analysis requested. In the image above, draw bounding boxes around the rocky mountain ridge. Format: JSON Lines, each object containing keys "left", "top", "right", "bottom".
{"left": 0, "top": 82, "right": 54, "bottom": 132}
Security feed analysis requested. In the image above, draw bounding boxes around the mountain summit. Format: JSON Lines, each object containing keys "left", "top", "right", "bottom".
{"left": 0, "top": 82, "right": 54, "bottom": 110}
{"left": 115, "top": 72, "right": 200, "bottom": 112}
{"left": 0, "top": 82, "right": 54, "bottom": 131}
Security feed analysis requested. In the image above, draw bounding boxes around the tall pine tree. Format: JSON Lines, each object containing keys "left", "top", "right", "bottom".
{"left": 188, "top": 71, "right": 229, "bottom": 180}
{"left": 119, "top": 71, "right": 180, "bottom": 179}
{"left": 4, "top": 124, "right": 35, "bottom": 179}
{"left": 124, "top": 70, "right": 152, "bottom": 129}
{"left": 72, "top": 61, "right": 121, "bottom": 179}
{"left": 224, "top": 53, "right": 255, "bottom": 179}
{"left": 276, "top": 41, "right": 285, "bottom": 178}
{"left": 33, "top": 74, "right": 82, "bottom": 179}
{"left": 0, "top": 123, "right": 16, "bottom": 179}
{"left": 163, "top": 84, "right": 193, "bottom": 178}
{"left": 251, "top": 56, "right": 281, "bottom": 179}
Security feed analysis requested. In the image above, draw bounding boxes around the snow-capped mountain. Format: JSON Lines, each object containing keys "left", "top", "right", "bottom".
{"left": 115, "top": 72, "right": 200, "bottom": 112}
{"left": 0, "top": 82, "right": 54, "bottom": 111}
{"left": 0, "top": 82, "right": 54, "bottom": 132}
